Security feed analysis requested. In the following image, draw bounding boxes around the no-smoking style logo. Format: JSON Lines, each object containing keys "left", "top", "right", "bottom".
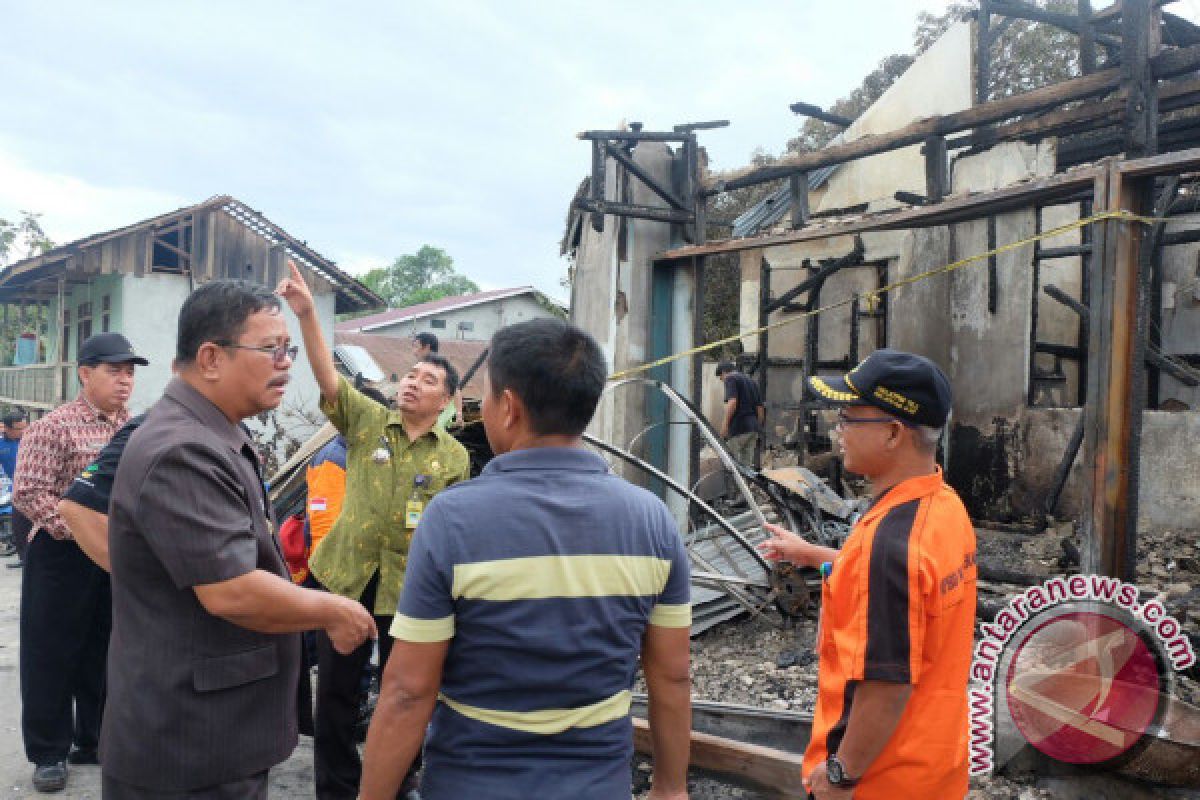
{"left": 1005, "top": 610, "right": 1163, "bottom": 764}
{"left": 968, "top": 575, "right": 1194, "bottom": 775}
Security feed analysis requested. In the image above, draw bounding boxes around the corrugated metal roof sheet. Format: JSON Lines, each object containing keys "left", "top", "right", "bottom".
{"left": 731, "top": 164, "right": 840, "bottom": 238}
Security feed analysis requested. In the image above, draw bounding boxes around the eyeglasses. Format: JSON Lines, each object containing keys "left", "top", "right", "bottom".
{"left": 220, "top": 342, "right": 299, "bottom": 364}
{"left": 835, "top": 409, "right": 901, "bottom": 429}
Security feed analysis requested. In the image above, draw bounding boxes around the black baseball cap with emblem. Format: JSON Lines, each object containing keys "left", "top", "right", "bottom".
{"left": 78, "top": 332, "right": 149, "bottom": 367}
{"left": 808, "top": 348, "right": 951, "bottom": 427}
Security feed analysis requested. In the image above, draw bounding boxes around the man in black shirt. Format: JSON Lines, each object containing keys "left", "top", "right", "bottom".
{"left": 716, "top": 362, "right": 765, "bottom": 490}
{"left": 59, "top": 416, "right": 145, "bottom": 573}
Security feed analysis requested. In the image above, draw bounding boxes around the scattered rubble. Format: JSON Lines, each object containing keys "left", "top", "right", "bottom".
{"left": 632, "top": 524, "right": 1200, "bottom": 798}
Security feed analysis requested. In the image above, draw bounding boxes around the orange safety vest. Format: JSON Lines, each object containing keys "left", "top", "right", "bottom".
{"left": 803, "top": 467, "right": 977, "bottom": 799}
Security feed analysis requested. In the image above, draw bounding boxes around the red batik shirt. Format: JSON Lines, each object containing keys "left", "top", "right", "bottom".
{"left": 14, "top": 395, "right": 129, "bottom": 541}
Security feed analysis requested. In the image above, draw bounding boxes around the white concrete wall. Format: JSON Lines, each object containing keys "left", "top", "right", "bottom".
{"left": 817, "top": 22, "right": 973, "bottom": 212}
{"left": 120, "top": 274, "right": 196, "bottom": 413}
{"left": 570, "top": 141, "right": 677, "bottom": 485}
{"left": 366, "top": 294, "right": 557, "bottom": 342}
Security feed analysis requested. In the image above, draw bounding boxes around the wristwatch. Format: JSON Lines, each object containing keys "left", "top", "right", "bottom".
{"left": 826, "top": 754, "right": 859, "bottom": 787}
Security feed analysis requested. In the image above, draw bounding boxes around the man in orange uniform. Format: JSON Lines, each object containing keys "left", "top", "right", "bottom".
{"left": 761, "top": 349, "right": 976, "bottom": 799}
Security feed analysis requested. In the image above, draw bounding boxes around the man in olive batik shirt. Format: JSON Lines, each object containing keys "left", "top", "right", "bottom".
{"left": 277, "top": 262, "right": 469, "bottom": 800}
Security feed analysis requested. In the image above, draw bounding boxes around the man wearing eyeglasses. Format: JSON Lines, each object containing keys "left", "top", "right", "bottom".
{"left": 279, "top": 262, "right": 470, "bottom": 800}
{"left": 101, "top": 280, "right": 377, "bottom": 799}
{"left": 759, "top": 349, "right": 976, "bottom": 800}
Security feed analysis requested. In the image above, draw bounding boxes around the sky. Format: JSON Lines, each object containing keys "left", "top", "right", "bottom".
{"left": 2, "top": 0, "right": 1182, "bottom": 303}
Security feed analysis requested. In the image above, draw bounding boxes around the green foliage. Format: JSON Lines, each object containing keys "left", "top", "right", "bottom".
{"left": 0, "top": 211, "right": 55, "bottom": 266}
{"left": 357, "top": 245, "right": 480, "bottom": 310}
{"left": 915, "top": 1, "right": 1081, "bottom": 100}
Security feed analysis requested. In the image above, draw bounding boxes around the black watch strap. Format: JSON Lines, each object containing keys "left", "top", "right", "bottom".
{"left": 826, "top": 753, "right": 859, "bottom": 787}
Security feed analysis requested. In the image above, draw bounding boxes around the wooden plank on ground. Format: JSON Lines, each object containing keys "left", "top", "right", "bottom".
{"left": 632, "top": 717, "right": 806, "bottom": 798}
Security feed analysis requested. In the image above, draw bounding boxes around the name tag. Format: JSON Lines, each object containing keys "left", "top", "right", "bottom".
{"left": 405, "top": 500, "right": 423, "bottom": 529}
{"left": 309, "top": 497, "right": 328, "bottom": 512}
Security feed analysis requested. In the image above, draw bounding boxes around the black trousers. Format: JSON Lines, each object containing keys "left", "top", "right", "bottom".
{"left": 20, "top": 531, "right": 111, "bottom": 765}
{"left": 314, "top": 573, "right": 409, "bottom": 800}
{"left": 103, "top": 770, "right": 268, "bottom": 799}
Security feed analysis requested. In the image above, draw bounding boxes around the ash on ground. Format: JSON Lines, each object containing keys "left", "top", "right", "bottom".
{"left": 633, "top": 526, "right": 1200, "bottom": 800}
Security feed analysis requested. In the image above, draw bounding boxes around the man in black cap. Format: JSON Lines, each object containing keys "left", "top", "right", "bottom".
{"left": 13, "top": 332, "right": 147, "bottom": 793}
{"left": 759, "top": 349, "right": 976, "bottom": 800}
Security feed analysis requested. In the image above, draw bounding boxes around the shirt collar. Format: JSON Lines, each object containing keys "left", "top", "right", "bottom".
{"left": 74, "top": 392, "right": 127, "bottom": 425}
{"left": 483, "top": 446, "right": 609, "bottom": 475}
{"left": 163, "top": 378, "right": 254, "bottom": 455}
{"left": 385, "top": 411, "right": 454, "bottom": 447}
{"left": 862, "top": 466, "right": 946, "bottom": 522}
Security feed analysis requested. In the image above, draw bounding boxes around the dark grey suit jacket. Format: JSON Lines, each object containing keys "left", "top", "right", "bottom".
{"left": 102, "top": 378, "right": 301, "bottom": 791}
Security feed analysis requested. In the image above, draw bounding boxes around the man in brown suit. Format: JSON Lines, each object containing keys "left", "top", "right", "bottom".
{"left": 102, "top": 280, "right": 376, "bottom": 798}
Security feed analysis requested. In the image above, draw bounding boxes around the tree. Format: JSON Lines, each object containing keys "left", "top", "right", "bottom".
{"left": 0, "top": 211, "right": 55, "bottom": 266}
{"left": 358, "top": 245, "right": 480, "bottom": 309}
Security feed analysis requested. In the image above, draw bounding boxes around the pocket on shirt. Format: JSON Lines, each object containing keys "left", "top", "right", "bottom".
{"left": 193, "top": 644, "right": 279, "bottom": 692}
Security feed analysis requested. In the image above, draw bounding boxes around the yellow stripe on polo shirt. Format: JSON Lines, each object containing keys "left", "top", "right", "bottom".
{"left": 390, "top": 614, "right": 455, "bottom": 642}
{"left": 649, "top": 603, "right": 692, "bottom": 628}
{"left": 440, "top": 689, "right": 633, "bottom": 735}
{"left": 451, "top": 555, "right": 672, "bottom": 601}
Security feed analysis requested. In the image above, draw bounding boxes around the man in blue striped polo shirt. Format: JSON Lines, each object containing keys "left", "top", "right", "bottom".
{"left": 360, "top": 318, "right": 692, "bottom": 800}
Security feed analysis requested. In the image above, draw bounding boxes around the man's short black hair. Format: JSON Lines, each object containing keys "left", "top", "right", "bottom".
{"left": 419, "top": 354, "right": 459, "bottom": 396}
{"left": 414, "top": 332, "right": 439, "bottom": 352}
{"left": 715, "top": 361, "right": 736, "bottom": 377}
{"left": 487, "top": 318, "right": 606, "bottom": 436}
{"left": 176, "top": 280, "right": 282, "bottom": 364}
{"left": 2, "top": 410, "right": 28, "bottom": 427}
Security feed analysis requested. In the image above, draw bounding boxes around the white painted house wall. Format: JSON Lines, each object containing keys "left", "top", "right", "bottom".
{"left": 119, "top": 274, "right": 337, "bottom": 441}
{"left": 366, "top": 294, "right": 555, "bottom": 341}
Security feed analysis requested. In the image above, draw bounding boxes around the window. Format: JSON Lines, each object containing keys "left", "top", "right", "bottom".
{"left": 101, "top": 295, "right": 111, "bottom": 333}
{"left": 77, "top": 302, "right": 93, "bottom": 350}
{"left": 430, "top": 319, "right": 447, "bottom": 329}
{"left": 457, "top": 321, "right": 474, "bottom": 332}
{"left": 62, "top": 310, "right": 71, "bottom": 362}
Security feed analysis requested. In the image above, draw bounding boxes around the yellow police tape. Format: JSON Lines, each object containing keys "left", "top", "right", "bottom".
{"left": 608, "top": 209, "right": 1159, "bottom": 381}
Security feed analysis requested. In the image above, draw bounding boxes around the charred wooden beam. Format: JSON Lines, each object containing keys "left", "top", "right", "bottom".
{"left": 662, "top": 166, "right": 1103, "bottom": 261}
{"left": 945, "top": 75, "right": 1200, "bottom": 151}
{"left": 788, "top": 101, "right": 853, "bottom": 128}
{"left": 577, "top": 129, "right": 690, "bottom": 142}
{"left": 763, "top": 238, "right": 865, "bottom": 314}
{"left": 1124, "top": 0, "right": 1161, "bottom": 158}
{"left": 1044, "top": 283, "right": 1090, "bottom": 318}
{"left": 894, "top": 191, "right": 928, "bottom": 206}
{"left": 1081, "top": 0, "right": 1098, "bottom": 74}
{"left": 925, "top": 134, "right": 949, "bottom": 203}
{"left": 978, "top": 1, "right": 992, "bottom": 105}
{"left": 1036, "top": 341, "right": 1086, "bottom": 359}
{"left": 706, "top": 43, "right": 1200, "bottom": 194}
{"left": 589, "top": 140, "right": 606, "bottom": 232}
{"left": 1081, "top": 160, "right": 1146, "bottom": 581}
{"left": 673, "top": 119, "right": 730, "bottom": 133}
{"left": 1038, "top": 244, "right": 1094, "bottom": 259}
{"left": 810, "top": 202, "right": 869, "bottom": 219}
{"left": 604, "top": 143, "right": 688, "bottom": 211}
{"left": 573, "top": 199, "right": 693, "bottom": 225}
{"left": 988, "top": 0, "right": 1121, "bottom": 47}
{"left": 789, "top": 173, "right": 809, "bottom": 230}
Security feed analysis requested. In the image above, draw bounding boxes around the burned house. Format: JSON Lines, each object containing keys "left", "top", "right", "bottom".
{"left": 564, "top": 5, "right": 1200, "bottom": 582}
